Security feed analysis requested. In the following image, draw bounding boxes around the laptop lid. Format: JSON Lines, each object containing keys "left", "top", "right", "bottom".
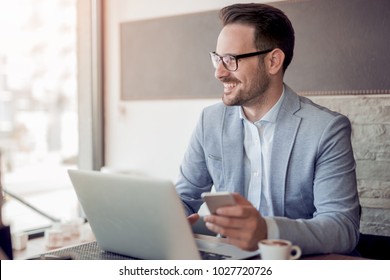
{"left": 68, "top": 169, "right": 259, "bottom": 260}
{"left": 68, "top": 169, "right": 201, "bottom": 260}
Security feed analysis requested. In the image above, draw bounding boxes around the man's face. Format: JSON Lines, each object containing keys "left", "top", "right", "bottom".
{"left": 214, "top": 24, "right": 270, "bottom": 107}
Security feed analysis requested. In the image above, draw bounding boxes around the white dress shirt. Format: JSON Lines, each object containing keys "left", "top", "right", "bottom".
{"left": 239, "top": 87, "right": 286, "bottom": 239}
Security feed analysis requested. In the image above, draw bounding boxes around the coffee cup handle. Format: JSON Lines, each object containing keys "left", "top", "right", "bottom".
{"left": 289, "top": 245, "right": 302, "bottom": 260}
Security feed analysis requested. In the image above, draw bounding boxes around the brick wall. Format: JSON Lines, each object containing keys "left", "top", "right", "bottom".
{"left": 309, "top": 95, "right": 390, "bottom": 236}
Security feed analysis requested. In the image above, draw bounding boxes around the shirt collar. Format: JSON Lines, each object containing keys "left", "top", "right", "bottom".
{"left": 239, "top": 85, "right": 285, "bottom": 124}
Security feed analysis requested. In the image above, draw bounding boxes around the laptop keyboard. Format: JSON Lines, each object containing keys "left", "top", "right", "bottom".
{"left": 29, "top": 241, "right": 137, "bottom": 260}
{"left": 29, "top": 241, "right": 231, "bottom": 260}
{"left": 199, "top": 250, "right": 231, "bottom": 260}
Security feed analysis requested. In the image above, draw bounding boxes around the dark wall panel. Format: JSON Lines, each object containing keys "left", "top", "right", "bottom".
{"left": 120, "top": 11, "right": 221, "bottom": 100}
{"left": 278, "top": 0, "right": 390, "bottom": 95}
{"left": 120, "top": 0, "right": 390, "bottom": 100}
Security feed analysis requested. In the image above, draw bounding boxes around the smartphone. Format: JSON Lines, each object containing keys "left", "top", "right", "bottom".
{"left": 201, "top": 192, "right": 236, "bottom": 214}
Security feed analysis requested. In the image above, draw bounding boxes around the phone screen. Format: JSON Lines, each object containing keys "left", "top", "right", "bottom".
{"left": 201, "top": 192, "right": 236, "bottom": 214}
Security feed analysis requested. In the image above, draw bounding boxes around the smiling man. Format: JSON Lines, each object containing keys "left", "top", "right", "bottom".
{"left": 175, "top": 3, "right": 360, "bottom": 256}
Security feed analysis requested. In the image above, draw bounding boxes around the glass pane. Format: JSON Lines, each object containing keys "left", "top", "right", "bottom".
{"left": 0, "top": 0, "right": 79, "bottom": 233}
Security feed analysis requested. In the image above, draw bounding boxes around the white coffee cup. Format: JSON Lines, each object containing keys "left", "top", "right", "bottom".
{"left": 11, "top": 232, "right": 28, "bottom": 251}
{"left": 258, "top": 239, "right": 302, "bottom": 260}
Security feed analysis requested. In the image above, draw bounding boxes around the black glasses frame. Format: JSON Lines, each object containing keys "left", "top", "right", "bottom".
{"left": 210, "top": 49, "right": 273, "bottom": 72}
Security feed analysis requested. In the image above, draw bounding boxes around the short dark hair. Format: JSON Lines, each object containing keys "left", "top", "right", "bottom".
{"left": 219, "top": 3, "right": 295, "bottom": 72}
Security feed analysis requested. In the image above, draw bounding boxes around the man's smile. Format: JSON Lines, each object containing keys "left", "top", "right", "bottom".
{"left": 223, "top": 82, "right": 239, "bottom": 93}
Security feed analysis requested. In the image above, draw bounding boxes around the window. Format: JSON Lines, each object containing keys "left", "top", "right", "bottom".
{"left": 0, "top": 0, "right": 79, "bottom": 233}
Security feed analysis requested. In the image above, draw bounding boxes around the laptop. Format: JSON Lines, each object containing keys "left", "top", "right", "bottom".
{"left": 67, "top": 169, "right": 259, "bottom": 260}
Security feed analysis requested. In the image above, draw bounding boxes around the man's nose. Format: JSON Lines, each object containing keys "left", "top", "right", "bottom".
{"left": 214, "top": 61, "right": 230, "bottom": 80}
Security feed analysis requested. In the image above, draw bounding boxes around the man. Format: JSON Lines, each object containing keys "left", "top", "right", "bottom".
{"left": 175, "top": 3, "right": 360, "bottom": 256}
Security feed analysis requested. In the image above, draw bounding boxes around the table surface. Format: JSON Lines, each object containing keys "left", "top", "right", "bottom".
{"left": 13, "top": 233, "right": 366, "bottom": 260}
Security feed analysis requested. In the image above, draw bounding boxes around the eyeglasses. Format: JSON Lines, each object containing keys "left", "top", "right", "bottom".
{"left": 209, "top": 49, "right": 273, "bottom": 72}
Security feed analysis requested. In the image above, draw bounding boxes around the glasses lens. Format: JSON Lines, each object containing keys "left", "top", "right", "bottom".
{"left": 210, "top": 52, "right": 220, "bottom": 68}
{"left": 210, "top": 53, "right": 237, "bottom": 71}
{"left": 222, "top": 55, "right": 237, "bottom": 71}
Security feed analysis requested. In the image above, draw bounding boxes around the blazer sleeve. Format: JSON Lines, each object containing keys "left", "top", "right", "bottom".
{"left": 175, "top": 108, "right": 214, "bottom": 215}
{"left": 274, "top": 114, "right": 360, "bottom": 255}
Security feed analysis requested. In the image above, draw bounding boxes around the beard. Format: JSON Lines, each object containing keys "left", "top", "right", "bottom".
{"left": 222, "top": 63, "right": 270, "bottom": 107}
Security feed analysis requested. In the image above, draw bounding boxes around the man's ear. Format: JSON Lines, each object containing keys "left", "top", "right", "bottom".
{"left": 266, "top": 48, "right": 285, "bottom": 75}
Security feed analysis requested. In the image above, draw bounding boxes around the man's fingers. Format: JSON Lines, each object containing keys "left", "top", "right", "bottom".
{"left": 187, "top": 213, "right": 200, "bottom": 225}
{"left": 231, "top": 193, "right": 253, "bottom": 206}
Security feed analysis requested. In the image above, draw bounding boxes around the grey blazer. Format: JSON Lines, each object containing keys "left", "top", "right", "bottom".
{"left": 175, "top": 85, "right": 360, "bottom": 255}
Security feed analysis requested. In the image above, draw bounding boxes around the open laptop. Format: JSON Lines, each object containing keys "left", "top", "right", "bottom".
{"left": 67, "top": 169, "right": 259, "bottom": 260}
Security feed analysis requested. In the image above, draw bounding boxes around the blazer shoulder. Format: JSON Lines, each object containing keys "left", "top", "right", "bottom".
{"left": 283, "top": 86, "right": 351, "bottom": 130}
{"left": 203, "top": 102, "right": 225, "bottom": 113}
{"left": 297, "top": 95, "right": 350, "bottom": 123}
{"left": 202, "top": 102, "right": 237, "bottom": 119}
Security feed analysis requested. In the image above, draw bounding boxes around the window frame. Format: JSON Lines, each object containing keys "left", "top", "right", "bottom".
{"left": 77, "top": 0, "right": 104, "bottom": 171}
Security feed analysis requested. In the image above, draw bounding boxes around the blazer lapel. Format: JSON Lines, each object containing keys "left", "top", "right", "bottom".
{"left": 221, "top": 106, "right": 246, "bottom": 196}
{"left": 271, "top": 86, "right": 302, "bottom": 216}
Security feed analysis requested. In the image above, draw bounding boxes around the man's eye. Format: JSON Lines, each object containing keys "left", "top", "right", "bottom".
{"left": 224, "top": 56, "right": 234, "bottom": 64}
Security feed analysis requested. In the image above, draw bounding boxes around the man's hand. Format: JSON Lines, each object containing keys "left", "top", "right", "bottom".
{"left": 203, "top": 193, "right": 267, "bottom": 251}
{"left": 187, "top": 213, "right": 200, "bottom": 225}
